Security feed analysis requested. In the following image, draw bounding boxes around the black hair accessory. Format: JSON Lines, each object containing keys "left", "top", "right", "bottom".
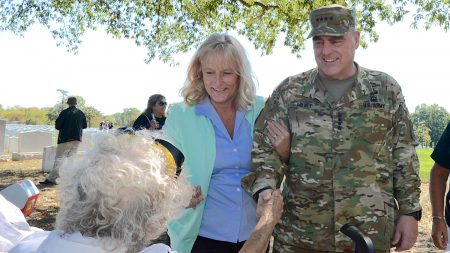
{"left": 155, "top": 139, "right": 184, "bottom": 176}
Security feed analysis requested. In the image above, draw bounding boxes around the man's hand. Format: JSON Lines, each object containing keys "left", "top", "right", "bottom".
{"left": 256, "top": 189, "right": 273, "bottom": 218}
{"left": 391, "top": 215, "right": 418, "bottom": 251}
{"left": 267, "top": 121, "right": 291, "bottom": 163}
{"left": 432, "top": 218, "right": 448, "bottom": 249}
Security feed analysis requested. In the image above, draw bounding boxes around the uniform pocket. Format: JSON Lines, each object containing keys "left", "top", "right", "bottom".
{"left": 361, "top": 108, "right": 392, "bottom": 144}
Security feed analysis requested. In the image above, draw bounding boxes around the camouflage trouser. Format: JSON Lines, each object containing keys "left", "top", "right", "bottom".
{"left": 272, "top": 240, "right": 390, "bottom": 253}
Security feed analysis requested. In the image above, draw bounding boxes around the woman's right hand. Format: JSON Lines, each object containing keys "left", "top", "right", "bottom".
{"left": 150, "top": 120, "right": 159, "bottom": 130}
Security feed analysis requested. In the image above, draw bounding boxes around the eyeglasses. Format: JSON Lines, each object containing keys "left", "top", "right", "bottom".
{"left": 158, "top": 101, "right": 167, "bottom": 106}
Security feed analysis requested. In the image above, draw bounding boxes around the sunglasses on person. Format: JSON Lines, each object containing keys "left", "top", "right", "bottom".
{"left": 158, "top": 101, "right": 167, "bottom": 106}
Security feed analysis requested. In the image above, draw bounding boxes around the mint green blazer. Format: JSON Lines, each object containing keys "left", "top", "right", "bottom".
{"left": 163, "top": 96, "right": 264, "bottom": 253}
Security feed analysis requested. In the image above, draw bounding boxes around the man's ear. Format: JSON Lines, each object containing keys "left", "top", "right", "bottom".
{"left": 354, "top": 30, "right": 361, "bottom": 49}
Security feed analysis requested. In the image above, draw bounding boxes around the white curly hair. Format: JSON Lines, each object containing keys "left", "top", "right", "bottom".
{"left": 55, "top": 131, "right": 192, "bottom": 253}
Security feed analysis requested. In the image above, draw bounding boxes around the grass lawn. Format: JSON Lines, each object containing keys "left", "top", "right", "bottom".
{"left": 417, "top": 148, "right": 433, "bottom": 183}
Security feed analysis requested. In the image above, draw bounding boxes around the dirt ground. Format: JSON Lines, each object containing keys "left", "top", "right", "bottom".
{"left": 0, "top": 159, "right": 443, "bottom": 252}
{"left": 0, "top": 159, "right": 58, "bottom": 230}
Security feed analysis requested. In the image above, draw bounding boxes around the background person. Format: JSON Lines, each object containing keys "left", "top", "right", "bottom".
{"left": 133, "top": 94, "right": 167, "bottom": 131}
{"left": 40, "top": 96, "right": 87, "bottom": 185}
{"left": 242, "top": 4, "right": 422, "bottom": 253}
{"left": 163, "top": 33, "right": 265, "bottom": 253}
{"left": 430, "top": 121, "right": 450, "bottom": 250}
{"left": 107, "top": 120, "right": 113, "bottom": 129}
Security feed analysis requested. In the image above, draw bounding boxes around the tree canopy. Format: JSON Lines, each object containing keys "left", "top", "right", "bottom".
{"left": 112, "top": 107, "right": 141, "bottom": 128}
{"left": 1, "top": 0, "right": 449, "bottom": 64}
{"left": 0, "top": 106, "right": 52, "bottom": 125}
{"left": 414, "top": 121, "right": 431, "bottom": 148}
{"left": 411, "top": 104, "right": 450, "bottom": 147}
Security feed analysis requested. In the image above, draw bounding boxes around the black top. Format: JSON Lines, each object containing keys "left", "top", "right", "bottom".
{"left": 132, "top": 113, "right": 166, "bottom": 130}
{"left": 55, "top": 106, "right": 87, "bottom": 144}
{"left": 431, "top": 121, "right": 450, "bottom": 168}
{"left": 431, "top": 121, "right": 450, "bottom": 225}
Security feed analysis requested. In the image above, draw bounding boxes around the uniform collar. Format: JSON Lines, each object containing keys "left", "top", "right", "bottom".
{"left": 308, "top": 62, "right": 373, "bottom": 106}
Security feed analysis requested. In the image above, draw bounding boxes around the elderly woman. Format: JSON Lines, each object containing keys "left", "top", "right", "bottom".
{"left": 3, "top": 131, "right": 283, "bottom": 253}
{"left": 163, "top": 33, "right": 265, "bottom": 253}
{"left": 9, "top": 131, "right": 192, "bottom": 253}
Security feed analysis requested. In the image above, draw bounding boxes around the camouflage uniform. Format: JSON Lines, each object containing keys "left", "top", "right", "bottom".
{"left": 241, "top": 65, "right": 421, "bottom": 252}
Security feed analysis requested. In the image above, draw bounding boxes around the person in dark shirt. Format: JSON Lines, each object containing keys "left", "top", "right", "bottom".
{"left": 40, "top": 97, "right": 87, "bottom": 185}
{"left": 430, "top": 121, "right": 450, "bottom": 250}
{"left": 132, "top": 94, "right": 167, "bottom": 131}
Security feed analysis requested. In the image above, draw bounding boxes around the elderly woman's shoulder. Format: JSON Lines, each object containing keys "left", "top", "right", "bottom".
{"left": 139, "top": 243, "right": 176, "bottom": 253}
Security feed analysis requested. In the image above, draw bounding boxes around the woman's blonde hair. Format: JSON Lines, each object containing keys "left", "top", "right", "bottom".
{"left": 55, "top": 131, "right": 192, "bottom": 253}
{"left": 181, "top": 33, "right": 257, "bottom": 110}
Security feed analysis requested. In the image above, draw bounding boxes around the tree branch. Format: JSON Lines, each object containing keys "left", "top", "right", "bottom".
{"left": 237, "top": 0, "right": 300, "bottom": 21}
{"left": 237, "top": 0, "right": 280, "bottom": 10}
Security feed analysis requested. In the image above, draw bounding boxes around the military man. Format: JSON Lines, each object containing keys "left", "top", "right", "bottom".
{"left": 242, "top": 4, "right": 422, "bottom": 253}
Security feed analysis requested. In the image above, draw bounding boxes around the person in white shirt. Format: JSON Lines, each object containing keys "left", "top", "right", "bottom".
{"left": 4, "top": 130, "right": 283, "bottom": 253}
{"left": 8, "top": 131, "right": 192, "bottom": 253}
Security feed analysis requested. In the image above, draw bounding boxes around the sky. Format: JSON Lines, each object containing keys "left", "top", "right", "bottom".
{"left": 0, "top": 19, "right": 449, "bottom": 115}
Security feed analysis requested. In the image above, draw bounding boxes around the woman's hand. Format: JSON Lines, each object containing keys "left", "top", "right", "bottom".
{"left": 267, "top": 121, "right": 291, "bottom": 163}
{"left": 150, "top": 120, "right": 159, "bottom": 130}
{"left": 187, "top": 186, "right": 205, "bottom": 209}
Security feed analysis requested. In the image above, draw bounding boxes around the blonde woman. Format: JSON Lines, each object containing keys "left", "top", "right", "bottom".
{"left": 163, "top": 33, "right": 265, "bottom": 253}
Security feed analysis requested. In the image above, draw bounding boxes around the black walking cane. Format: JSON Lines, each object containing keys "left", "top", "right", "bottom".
{"left": 340, "top": 224, "right": 375, "bottom": 253}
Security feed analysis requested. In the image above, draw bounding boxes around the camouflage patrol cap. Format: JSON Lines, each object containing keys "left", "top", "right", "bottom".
{"left": 307, "top": 4, "right": 356, "bottom": 39}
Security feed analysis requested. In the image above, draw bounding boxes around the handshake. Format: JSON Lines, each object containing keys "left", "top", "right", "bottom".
{"left": 257, "top": 189, "right": 284, "bottom": 224}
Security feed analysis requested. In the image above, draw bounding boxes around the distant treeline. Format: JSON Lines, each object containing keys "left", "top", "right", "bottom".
{"left": 0, "top": 95, "right": 141, "bottom": 129}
